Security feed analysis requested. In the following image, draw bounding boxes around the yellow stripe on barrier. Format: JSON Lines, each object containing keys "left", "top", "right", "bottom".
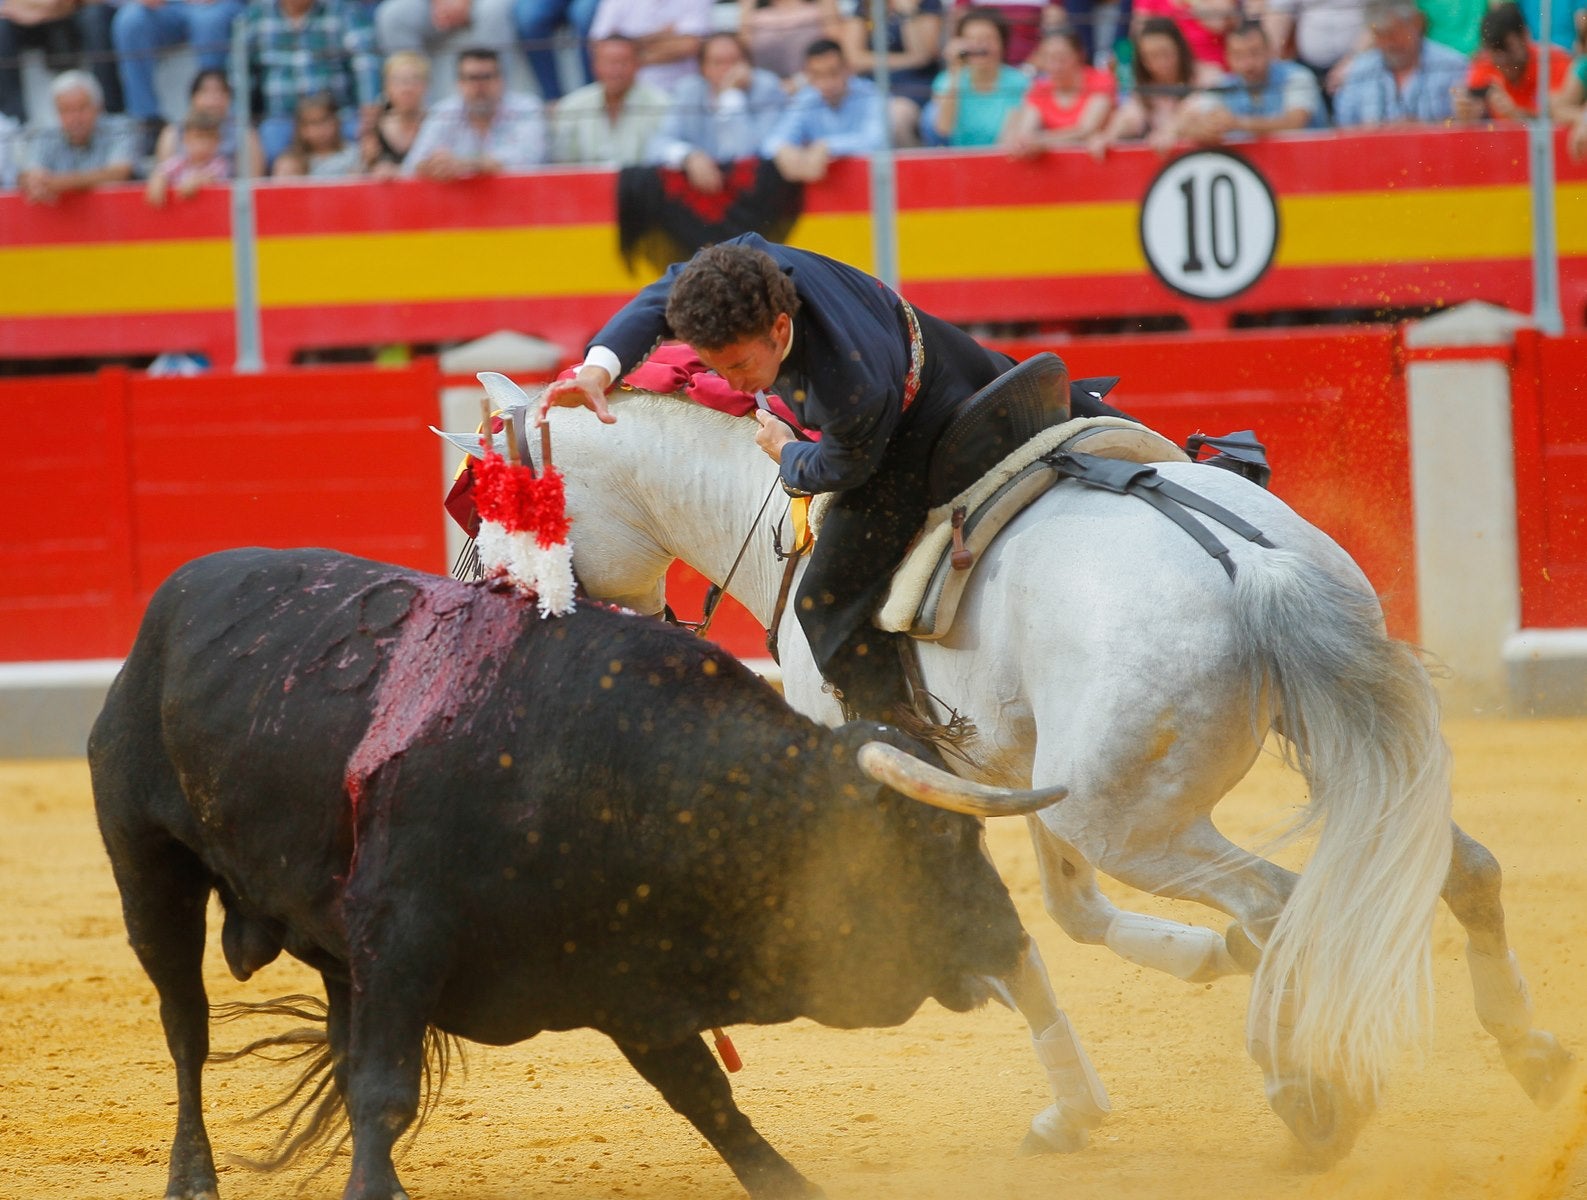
{"left": 898, "top": 203, "right": 1146, "bottom": 278}
{"left": 0, "top": 240, "right": 234, "bottom": 316}
{"left": 256, "top": 224, "right": 650, "bottom": 306}
{"left": 1278, "top": 185, "right": 1541, "bottom": 266}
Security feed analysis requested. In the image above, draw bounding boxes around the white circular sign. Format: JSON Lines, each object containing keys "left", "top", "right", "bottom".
{"left": 1139, "top": 150, "right": 1279, "bottom": 301}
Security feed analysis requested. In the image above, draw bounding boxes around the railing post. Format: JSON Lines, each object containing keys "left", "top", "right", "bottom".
{"left": 229, "top": 20, "right": 264, "bottom": 372}
{"left": 866, "top": 0, "right": 899, "bottom": 290}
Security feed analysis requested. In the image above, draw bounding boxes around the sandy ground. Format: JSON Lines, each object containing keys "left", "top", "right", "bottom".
{"left": 2, "top": 717, "right": 1584, "bottom": 1200}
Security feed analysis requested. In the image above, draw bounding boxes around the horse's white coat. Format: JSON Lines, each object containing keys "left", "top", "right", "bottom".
{"left": 517, "top": 390, "right": 1569, "bottom": 1158}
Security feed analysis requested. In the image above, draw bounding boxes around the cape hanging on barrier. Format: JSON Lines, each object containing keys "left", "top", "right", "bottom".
{"left": 616, "top": 157, "right": 803, "bottom": 275}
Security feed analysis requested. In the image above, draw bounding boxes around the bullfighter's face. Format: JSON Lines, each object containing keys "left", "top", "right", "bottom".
{"left": 697, "top": 312, "right": 793, "bottom": 395}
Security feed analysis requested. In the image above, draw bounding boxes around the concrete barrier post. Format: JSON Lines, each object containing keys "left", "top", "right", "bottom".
{"left": 1403, "top": 302, "right": 1531, "bottom": 714}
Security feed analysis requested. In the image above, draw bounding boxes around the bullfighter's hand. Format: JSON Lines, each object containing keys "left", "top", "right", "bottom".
{"left": 538, "top": 365, "right": 616, "bottom": 425}
{"left": 754, "top": 409, "right": 794, "bottom": 463}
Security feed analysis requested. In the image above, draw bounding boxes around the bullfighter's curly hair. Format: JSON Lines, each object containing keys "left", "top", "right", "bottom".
{"left": 665, "top": 243, "right": 801, "bottom": 350}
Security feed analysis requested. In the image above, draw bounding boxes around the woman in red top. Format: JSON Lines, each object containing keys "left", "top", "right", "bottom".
{"left": 1002, "top": 28, "right": 1115, "bottom": 154}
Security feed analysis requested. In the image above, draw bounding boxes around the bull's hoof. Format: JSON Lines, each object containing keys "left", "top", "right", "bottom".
{"left": 164, "top": 1191, "right": 217, "bottom": 1200}
{"left": 1018, "top": 1103, "right": 1093, "bottom": 1155}
{"left": 1267, "top": 1080, "right": 1367, "bottom": 1168}
{"left": 1502, "top": 1031, "right": 1576, "bottom": 1110}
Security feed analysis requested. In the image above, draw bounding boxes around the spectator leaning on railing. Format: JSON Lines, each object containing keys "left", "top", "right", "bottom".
{"left": 362, "top": 50, "right": 430, "bottom": 177}
{"left": 1452, "top": 0, "right": 1570, "bottom": 121}
{"left": 153, "top": 67, "right": 264, "bottom": 177}
{"left": 1088, "top": 15, "right": 1223, "bottom": 156}
{"left": 924, "top": 6, "right": 1029, "bottom": 147}
{"left": 1000, "top": 27, "right": 1116, "bottom": 157}
{"left": 644, "top": 30, "right": 785, "bottom": 192}
{"left": 145, "top": 109, "right": 227, "bottom": 204}
{"left": 550, "top": 33, "right": 667, "bottom": 166}
{"left": 403, "top": 46, "right": 547, "bottom": 178}
{"left": 237, "top": 0, "right": 383, "bottom": 168}
{"left": 1183, "top": 18, "right": 1328, "bottom": 143}
{"left": 761, "top": 36, "right": 884, "bottom": 182}
{"left": 1333, "top": 0, "right": 1468, "bottom": 125}
{"left": 271, "top": 88, "right": 363, "bottom": 176}
{"left": 16, "top": 68, "right": 137, "bottom": 202}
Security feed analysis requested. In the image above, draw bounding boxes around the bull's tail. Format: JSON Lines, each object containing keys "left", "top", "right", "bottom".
{"left": 1232, "top": 548, "right": 1453, "bottom": 1105}
{"left": 210, "top": 994, "right": 461, "bottom": 1174}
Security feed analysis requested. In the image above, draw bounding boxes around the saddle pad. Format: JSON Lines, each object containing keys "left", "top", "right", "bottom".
{"left": 876, "top": 418, "right": 1190, "bottom": 639}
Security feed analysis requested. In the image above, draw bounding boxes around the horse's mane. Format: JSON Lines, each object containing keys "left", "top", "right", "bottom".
{"left": 598, "top": 388, "right": 755, "bottom": 436}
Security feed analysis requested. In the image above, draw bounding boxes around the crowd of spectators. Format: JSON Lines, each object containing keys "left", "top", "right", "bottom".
{"left": 2, "top": 0, "right": 1587, "bottom": 199}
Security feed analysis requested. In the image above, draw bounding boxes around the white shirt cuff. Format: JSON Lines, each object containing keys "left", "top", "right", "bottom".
{"left": 581, "top": 346, "right": 622, "bottom": 383}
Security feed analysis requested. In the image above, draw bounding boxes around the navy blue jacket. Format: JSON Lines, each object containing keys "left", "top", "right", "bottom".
{"left": 588, "top": 234, "right": 923, "bottom": 496}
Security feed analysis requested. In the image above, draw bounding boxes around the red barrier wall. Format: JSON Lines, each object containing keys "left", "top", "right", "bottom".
{"left": 11, "top": 327, "right": 1586, "bottom": 666}
{"left": 1512, "top": 330, "right": 1587, "bottom": 629}
{"left": 3, "top": 362, "right": 447, "bottom": 660}
{"left": 998, "top": 327, "right": 1417, "bottom": 639}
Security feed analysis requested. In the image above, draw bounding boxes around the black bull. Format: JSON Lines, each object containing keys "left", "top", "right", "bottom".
{"left": 90, "top": 548, "right": 1060, "bottom": 1200}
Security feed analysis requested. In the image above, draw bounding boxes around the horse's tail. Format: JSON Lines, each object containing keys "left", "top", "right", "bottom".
{"left": 1232, "top": 547, "right": 1452, "bottom": 1104}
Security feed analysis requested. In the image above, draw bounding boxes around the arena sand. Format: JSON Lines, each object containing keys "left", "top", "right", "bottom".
{"left": 1, "top": 718, "right": 1583, "bottom": 1200}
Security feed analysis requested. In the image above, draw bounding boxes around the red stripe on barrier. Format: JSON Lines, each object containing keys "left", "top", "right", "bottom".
{"left": 0, "top": 188, "right": 232, "bottom": 247}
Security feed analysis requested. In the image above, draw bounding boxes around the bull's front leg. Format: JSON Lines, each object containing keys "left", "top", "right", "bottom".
{"left": 615, "top": 1034, "right": 824, "bottom": 1199}
{"left": 339, "top": 999, "right": 426, "bottom": 1200}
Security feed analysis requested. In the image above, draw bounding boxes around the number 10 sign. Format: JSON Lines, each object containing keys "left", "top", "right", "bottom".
{"left": 1139, "top": 150, "right": 1279, "bottom": 301}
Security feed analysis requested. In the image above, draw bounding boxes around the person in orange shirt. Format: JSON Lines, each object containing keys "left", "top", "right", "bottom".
{"left": 1452, "top": 0, "right": 1570, "bottom": 120}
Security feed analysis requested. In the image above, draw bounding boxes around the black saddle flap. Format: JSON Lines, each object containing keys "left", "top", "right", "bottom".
{"left": 927, "top": 352, "right": 1070, "bottom": 508}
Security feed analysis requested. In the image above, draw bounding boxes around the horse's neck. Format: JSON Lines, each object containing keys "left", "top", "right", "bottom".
{"left": 551, "top": 395, "right": 788, "bottom": 625}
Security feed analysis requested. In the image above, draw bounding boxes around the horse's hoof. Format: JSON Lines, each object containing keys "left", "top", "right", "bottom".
{"left": 1267, "top": 1080, "right": 1367, "bottom": 1166}
{"left": 1018, "top": 1103, "right": 1093, "bottom": 1155}
{"left": 1502, "top": 1031, "right": 1576, "bottom": 1109}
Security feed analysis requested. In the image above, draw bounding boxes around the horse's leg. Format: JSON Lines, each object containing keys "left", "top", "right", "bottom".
{"left": 1445, "top": 822, "right": 1574, "bottom": 1108}
{"left": 1026, "top": 816, "right": 1249, "bottom": 984}
{"left": 987, "top": 932, "right": 1111, "bottom": 1154}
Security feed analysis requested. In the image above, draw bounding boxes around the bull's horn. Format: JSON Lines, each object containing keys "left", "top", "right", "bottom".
{"left": 857, "top": 741, "right": 1066, "bottom": 818}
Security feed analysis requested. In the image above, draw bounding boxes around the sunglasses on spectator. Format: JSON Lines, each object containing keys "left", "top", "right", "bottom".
{"left": 460, "top": 70, "right": 500, "bottom": 82}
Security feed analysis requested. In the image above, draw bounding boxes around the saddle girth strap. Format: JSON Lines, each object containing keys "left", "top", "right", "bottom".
{"left": 1045, "top": 451, "right": 1275, "bottom": 581}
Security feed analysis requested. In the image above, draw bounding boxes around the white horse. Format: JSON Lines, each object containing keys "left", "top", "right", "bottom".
{"left": 462, "top": 386, "right": 1572, "bottom": 1161}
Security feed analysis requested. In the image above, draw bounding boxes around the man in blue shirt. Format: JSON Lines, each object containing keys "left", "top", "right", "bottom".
{"left": 762, "top": 38, "right": 887, "bottom": 183}
{"left": 1188, "top": 20, "right": 1329, "bottom": 142}
{"left": 1334, "top": 0, "right": 1469, "bottom": 126}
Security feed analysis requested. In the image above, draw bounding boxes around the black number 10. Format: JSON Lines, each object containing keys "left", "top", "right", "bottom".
{"left": 1178, "top": 172, "right": 1240, "bottom": 274}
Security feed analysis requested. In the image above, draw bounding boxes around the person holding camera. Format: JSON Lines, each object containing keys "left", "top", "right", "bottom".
{"left": 923, "top": 6, "right": 1028, "bottom": 145}
{"left": 1452, "top": 1, "right": 1569, "bottom": 121}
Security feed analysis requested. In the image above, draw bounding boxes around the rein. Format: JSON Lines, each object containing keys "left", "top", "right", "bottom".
{"left": 681, "top": 477, "right": 782, "bottom": 641}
